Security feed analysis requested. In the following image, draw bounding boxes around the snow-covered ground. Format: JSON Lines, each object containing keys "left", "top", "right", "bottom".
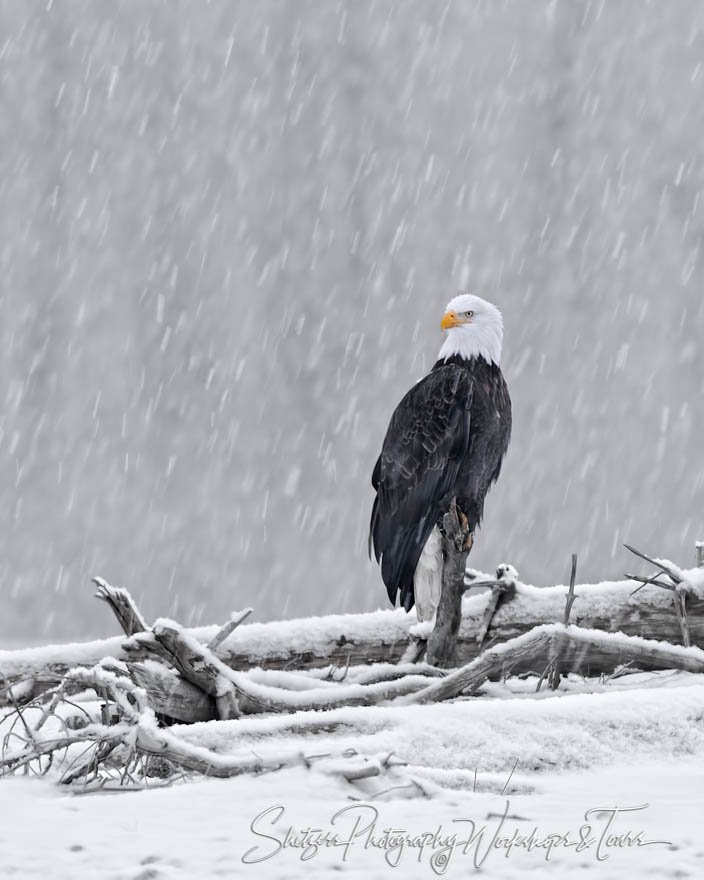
{"left": 0, "top": 755, "right": 700, "bottom": 879}
{"left": 2, "top": 669, "right": 703, "bottom": 879}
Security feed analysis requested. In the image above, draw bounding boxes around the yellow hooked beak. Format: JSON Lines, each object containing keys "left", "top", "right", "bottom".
{"left": 441, "top": 311, "right": 464, "bottom": 330}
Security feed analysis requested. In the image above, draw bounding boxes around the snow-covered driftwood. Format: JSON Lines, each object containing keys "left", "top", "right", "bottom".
{"left": 3, "top": 556, "right": 703, "bottom": 700}
{"left": 1, "top": 540, "right": 702, "bottom": 787}
{"left": 4, "top": 617, "right": 704, "bottom": 790}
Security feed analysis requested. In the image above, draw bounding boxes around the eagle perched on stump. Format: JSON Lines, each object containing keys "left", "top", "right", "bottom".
{"left": 369, "top": 294, "right": 511, "bottom": 621}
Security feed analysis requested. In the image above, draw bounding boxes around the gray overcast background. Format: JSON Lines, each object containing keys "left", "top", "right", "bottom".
{"left": 1, "top": 0, "right": 702, "bottom": 641}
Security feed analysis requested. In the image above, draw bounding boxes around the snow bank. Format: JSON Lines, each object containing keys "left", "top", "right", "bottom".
{"left": 175, "top": 675, "right": 704, "bottom": 777}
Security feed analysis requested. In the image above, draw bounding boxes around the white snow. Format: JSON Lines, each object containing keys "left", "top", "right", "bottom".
{"left": 408, "top": 619, "right": 435, "bottom": 638}
{"left": 173, "top": 672, "right": 704, "bottom": 775}
{"left": 0, "top": 634, "right": 129, "bottom": 679}
{"left": 2, "top": 671, "right": 704, "bottom": 878}
{"left": 680, "top": 566, "right": 704, "bottom": 596}
{"left": 3, "top": 611, "right": 704, "bottom": 878}
{"left": 0, "top": 576, "right": 684, "bottom": 681}
{"left": 656, "top": 561, "right": 704, "bottom": 598}
{"left": 3, "top": 584, "right": 704, "bottom": 878}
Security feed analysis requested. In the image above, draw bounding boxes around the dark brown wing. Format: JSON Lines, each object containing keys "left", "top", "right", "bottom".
{"left": 369, "top": 364, "right": 473, "bottom": 610}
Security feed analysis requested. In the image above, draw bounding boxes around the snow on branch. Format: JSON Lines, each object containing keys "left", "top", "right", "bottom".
{"left": 1, "top": 541, "right": 704, "bottom": 791}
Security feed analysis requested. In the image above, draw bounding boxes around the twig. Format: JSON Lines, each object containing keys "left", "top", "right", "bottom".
{"left": 674, "top": 589, "right": 691, "bottom": 648}
{"left": 34, "top": 684, "right": 66, "bottom": 732}
{"left": 0, "top": 667, "right": 35, "bottom": 746}
{"left": 601, "top": 661, "right": 637, "bottom": 683}
{"left": 342, "top": 763, "right": 381, "bottom": 782}
{"left": 623, "top": 545, "right": 681, "bottom": 584}
{"left": 325, "top": 652, "right": 351, "bottom": 682}
{"left": 549, "top": 554, "right": 579, "bottom": 690}
{"left": 626, "top": 572, "right": 677, "bottom": 594}
{"left": 207, "top": 608, "right": 253, "bottom": 652}
{"left": 476, "top": 565, "right": 518, "bottom": 650}
{"left": 368, "top": 780, "right": 428, "bottom": 800}
{"left": 500, "top": 757, "right": 520, "bottom": 795}
{"left": 536, "top": 656, "right": 558, "bottom": 693}
{"left": 563, "top": 555, "right": 578, "bottom": 625}
{"left": 623, "top": 545, "right": 693, "bottom": 648}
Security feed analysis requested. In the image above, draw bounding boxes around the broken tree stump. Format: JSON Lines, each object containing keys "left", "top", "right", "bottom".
{"left": 426, "top": 499, "right": 472, "bottom": 668}
{"left": 93, "top": 578, "right": 148, "bottom": 637}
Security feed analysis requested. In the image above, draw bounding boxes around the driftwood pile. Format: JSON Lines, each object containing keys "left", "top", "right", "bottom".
{"left": 1, "top": 526, "right": 704, "bottom": 791}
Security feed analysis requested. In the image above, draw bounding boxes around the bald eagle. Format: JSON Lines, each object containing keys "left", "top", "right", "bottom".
{"left": 369, "top": 294, "right": 511, "bottom": 621}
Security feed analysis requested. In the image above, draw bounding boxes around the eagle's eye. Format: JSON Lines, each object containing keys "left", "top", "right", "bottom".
{"left": 465, "top": 310, "right": 474, "bottom": 318}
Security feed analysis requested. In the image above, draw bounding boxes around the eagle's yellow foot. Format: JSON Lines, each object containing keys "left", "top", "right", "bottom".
{"left": 457, "top": 508, "right": 473, "bottom": 550}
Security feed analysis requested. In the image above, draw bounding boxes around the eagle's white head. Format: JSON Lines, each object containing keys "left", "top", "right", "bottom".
{"left": 437, "top": 293, "right": 504, "bottom": 366}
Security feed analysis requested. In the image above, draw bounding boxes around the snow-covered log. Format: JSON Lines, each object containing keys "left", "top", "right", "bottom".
{"left": 6, "top": 622, "right": 704, "bottom": 790}
{"left": 2, "top": 574, "right": 704, "bottom": 702}
{"left": 2, "top": 544, "right": 702, "bottom": 723}
{"left": 3, "top": 546, "right": 704, "bottom": 789}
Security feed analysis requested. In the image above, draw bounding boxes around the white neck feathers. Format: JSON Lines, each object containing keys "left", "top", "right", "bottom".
{"left": 438, "top": 321, "right": 503, "bottom": 366}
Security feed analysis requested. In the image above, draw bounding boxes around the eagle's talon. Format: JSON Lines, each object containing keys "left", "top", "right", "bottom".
{"left": 455, "top": 509, "right": 472, "bottom": 550}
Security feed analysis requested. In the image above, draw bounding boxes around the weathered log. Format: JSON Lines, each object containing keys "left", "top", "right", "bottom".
{"left": 7, "top": 623, "right": 704, "bottom": 790}
{"left": 128, "top": 661, "right": 216, "bottom": 724}
{"left": 475, "top": 564, "right": 518, "bottom": 649}
{"left": 402, "top": 623, "right": 704, "bottom": 704}
{"left": 152, "top": 621, "right": 243, "bottom": 719}
{"left": 3, "top": 571, "right": 704, "bottom": 700}
{"left": 4, "top": 544, "right": 704, "bottom": 783}
{"left": 151, "top": 619, "right": 442, "bottom": 715}
{"left": 426, "top": 499, "right": 472, "bottom": 668}
{"left": 152, "top": 575, "right": 704, "bottom": 677}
